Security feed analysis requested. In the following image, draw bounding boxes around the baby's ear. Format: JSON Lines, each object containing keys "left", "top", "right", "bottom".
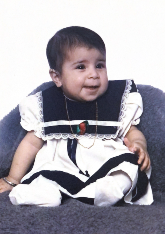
{"left": 49, "top": 69, "right": 62, "bottom": 87}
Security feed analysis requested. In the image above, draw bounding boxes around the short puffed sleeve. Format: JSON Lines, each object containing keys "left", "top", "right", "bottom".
{"left": 118, "top": 91, "right": 143, "bottom": 138}
{"left": 19, "top": 92, "right": 42, "bottom": 138}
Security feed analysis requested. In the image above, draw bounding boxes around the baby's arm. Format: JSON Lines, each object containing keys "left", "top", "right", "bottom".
{"left": 0, "top": 131, "right": 44, "bottom": 193}
{"left": 124, "top": 126, "right": 150, "bottom": 171}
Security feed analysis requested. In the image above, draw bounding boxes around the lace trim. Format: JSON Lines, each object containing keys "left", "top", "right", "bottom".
{"left": 119, "top": 79, "right": 132, "bottom": 122}
{"left": 35, "top": 80, "right": 132, "bottom": 140}
{"left": 40, "top": 133, "right": 119, "bottom": 141}
{"left": 35, "top": 92, "right": 45, "bottom": 138}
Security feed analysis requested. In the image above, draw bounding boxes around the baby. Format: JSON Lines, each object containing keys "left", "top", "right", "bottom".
{"left": 0, "top": 26, "right": 153, "bottom": 206}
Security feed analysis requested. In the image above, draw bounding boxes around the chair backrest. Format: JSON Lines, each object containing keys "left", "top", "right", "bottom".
{"left": 137, "top": 84, "right": 165, "bottom": 192}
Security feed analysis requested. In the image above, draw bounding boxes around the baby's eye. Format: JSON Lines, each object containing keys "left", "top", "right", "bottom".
{"left": 96, "top": 63, "right": 105, "bottom": 69}
{"left": 76, "top": 64, "right": 85, "bottom": 69}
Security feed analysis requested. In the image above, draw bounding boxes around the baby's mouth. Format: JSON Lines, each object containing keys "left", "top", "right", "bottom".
{"left": 84, "top": 85, "right": 99, "bottom": 90}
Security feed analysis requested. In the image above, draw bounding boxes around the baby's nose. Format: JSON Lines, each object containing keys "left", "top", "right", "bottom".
{"left": 88, "top": 68, "right": 99, "bottom": 79}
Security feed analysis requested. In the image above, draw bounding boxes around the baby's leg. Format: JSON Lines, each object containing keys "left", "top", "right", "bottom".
{"left": 94, "top": 170, "right": 131, "bottom": 206}
{"left": 9, "top": 175, "right": 61, "bottom": 207}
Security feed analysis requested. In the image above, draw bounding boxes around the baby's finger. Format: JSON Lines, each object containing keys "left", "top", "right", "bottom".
{"left": 137, "top": 149, "right": 145, "bottom": 164}
{"left": 140, "top": 153, "right": 150, "bottom": 171}
{"left": 145, "top": 159, "right": 151, "bottom": 171}
{"left": 128, "top": 146, "right": 138, "bottom": 154}
{"left": 132, "top": 147, "right": 141, "bottom": 157}
{"left": 132, "top": 148, "right": 146, "bottom": 168}
{"left": 140, "top": 158, "right": 149, "bottom": 171}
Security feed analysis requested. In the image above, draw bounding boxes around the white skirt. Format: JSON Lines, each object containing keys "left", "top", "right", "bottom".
{"left": 9, "top": 138, "right": 153, "bottom": 207}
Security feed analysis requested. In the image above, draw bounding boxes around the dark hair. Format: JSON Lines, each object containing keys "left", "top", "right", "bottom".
{"left": 46, "top": 26, "right": 106, "bottom": 74}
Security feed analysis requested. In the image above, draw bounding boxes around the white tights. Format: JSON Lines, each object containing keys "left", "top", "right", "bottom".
{"left": 9, "top": 175, "right": 62, "bottom": 207}
{"left": 94, "top": 170, "right": 132, "bottom": 206}
{"left": 9, "top": 171, "right": 131, "bottom": 207}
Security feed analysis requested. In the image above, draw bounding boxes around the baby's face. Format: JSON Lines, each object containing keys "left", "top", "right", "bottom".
{"left": 53, "top": 46, "right": 108, "bottom": 102}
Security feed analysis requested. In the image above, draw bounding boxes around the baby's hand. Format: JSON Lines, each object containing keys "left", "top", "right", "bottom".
{"left": 0, "top": 178, "right": 13, "bottom": 193}
{"left": 124, "top": 137, "right": 150, "bottom": 171}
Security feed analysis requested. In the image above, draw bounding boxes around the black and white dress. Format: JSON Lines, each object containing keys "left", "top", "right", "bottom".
{"left": 9, "top": 80, "right": 153, "bottom": 206}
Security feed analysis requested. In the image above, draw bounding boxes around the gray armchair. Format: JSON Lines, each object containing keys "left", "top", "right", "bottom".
{"left": 0, "top": 82, "right": 165, "bottom": 234}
